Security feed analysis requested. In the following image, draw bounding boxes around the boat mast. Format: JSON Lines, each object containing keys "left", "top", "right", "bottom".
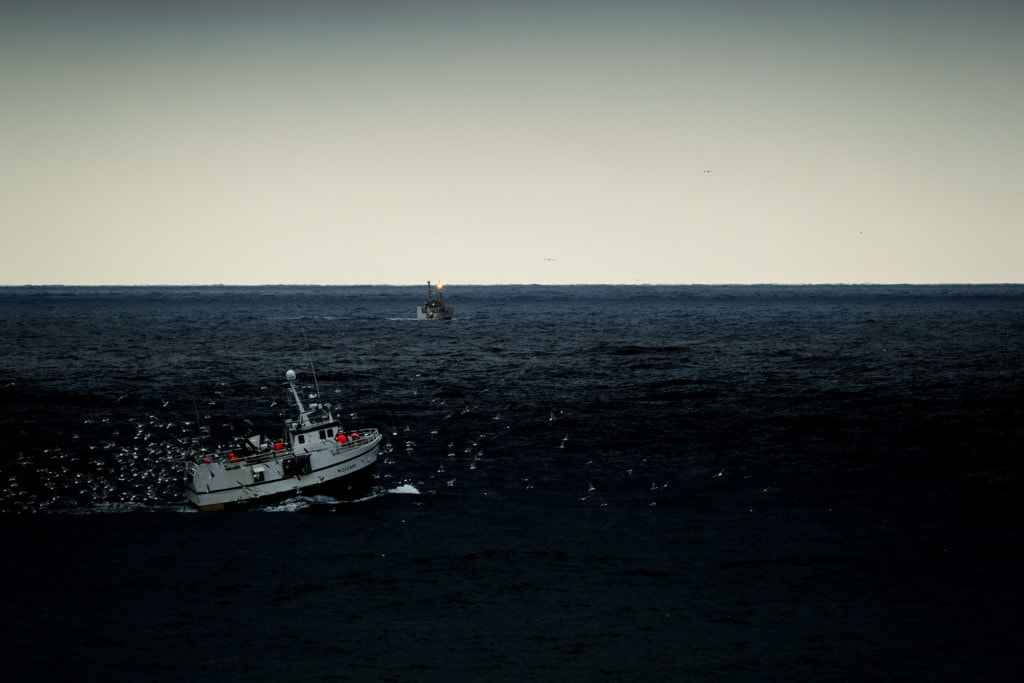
{"left": 286, "top": 369, "right": 306, "bottom": 416}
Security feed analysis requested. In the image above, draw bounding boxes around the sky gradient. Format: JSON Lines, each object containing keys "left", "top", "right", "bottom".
{"left": 3, "top": 1, "right": 1022, "bottom": 285}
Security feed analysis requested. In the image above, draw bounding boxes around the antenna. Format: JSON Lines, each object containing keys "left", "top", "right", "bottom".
{"left": 308, "top": 349, "right": 321, "bottom": 399}
{"left": 302, "top": 332, "right": 321, "bottom": 400}
{"left": 188, "top": 387, "right": 208, "bottom": 439}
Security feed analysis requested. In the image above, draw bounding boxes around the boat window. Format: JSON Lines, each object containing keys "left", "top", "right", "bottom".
{"left": 319, "top": 429, "right": 327, "bottom": 440}
{"left": 327, "top": 428, "right": 334, "bottom": 437}
{"left": 297, "top": 435, "right": 305, "bottom": 444}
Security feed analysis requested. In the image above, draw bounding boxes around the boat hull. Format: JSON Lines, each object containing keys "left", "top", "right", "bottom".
{"left": 416, "top": 305, "right": 453, "bottom": 320}
{"left": 185, "top": 431, "right": 381, "bottom": 511}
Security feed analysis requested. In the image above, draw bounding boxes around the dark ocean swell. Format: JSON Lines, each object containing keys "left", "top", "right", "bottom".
{"left": 1, "top": 285, "right": 1022, "bottom": 680}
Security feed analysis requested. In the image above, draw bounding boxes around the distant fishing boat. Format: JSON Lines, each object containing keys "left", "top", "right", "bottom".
{"left": 416, "top": 281, "right": 453, "bottom": 320}
{"left": 184, "top": 369, "right": 380, "bottom": 511}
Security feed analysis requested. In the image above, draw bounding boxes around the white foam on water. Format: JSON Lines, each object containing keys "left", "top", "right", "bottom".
{"left": 261, "top": 498, "right": 311, "bottom": 512}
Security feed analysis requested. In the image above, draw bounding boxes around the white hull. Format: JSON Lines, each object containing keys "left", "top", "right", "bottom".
{"left": 416, "top": 304, "right": 453, "bottom": 320}
{"left": 185, "top": 430, "right": 380, "bottom": 511}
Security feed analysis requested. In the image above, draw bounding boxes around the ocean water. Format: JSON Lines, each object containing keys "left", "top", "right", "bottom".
{"left": 1, "top": 284, "right": 1022, "bottom": 681}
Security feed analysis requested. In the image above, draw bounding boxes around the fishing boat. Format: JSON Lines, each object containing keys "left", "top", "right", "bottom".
{"left": 416, "top": 281, "right": 453, "bottom": 320}
{"left": 184, "top": 369, "right": 381, "bottom": 511}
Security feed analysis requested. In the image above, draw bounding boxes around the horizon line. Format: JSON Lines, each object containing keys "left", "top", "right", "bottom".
{"left": 3, "top": 282, "right": 1023, "bottom": 288}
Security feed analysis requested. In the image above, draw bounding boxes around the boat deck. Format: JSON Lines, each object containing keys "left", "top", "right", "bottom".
{"left": 189, "top": 429, "right": 381, "bottom": 469}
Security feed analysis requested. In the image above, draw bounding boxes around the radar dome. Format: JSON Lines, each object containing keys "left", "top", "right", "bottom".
{"left": 285, "top": 369, "right": 297, "bottom": 381}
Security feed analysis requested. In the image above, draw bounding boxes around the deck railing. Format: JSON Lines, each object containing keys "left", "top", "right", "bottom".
{"left": 191, "top": 428, "right": 380, "bottom": 467}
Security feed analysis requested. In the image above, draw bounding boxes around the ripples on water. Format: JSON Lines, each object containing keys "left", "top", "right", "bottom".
{"left": 1, "top": 285, "right": 1020, "bottom": 515}
{"left": 2, "top": 285, "right": 1023, "bottom": 680}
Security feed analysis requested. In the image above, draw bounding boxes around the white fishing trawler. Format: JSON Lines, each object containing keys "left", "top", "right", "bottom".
{"left": 184, "top": 369, "right": 381, "bottom": 511}
{"left": 416, "top": 281, "right": 453, "bottom": 320}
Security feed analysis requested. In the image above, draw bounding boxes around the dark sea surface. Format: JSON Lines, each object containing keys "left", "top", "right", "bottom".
{"left": 1, "top": 284, "right": 1022, "bottom": 681}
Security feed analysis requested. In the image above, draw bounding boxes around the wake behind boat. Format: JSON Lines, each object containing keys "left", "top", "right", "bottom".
{"left": 416, "top": 281, "right": 453, "bottom": 320}
{"left": 184, "top": 369, "right": 380, "bottom": 511}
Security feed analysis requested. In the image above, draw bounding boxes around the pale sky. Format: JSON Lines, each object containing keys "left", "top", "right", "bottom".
{"left": 2, "top": 1, "right": 1022, "bottom": 285}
